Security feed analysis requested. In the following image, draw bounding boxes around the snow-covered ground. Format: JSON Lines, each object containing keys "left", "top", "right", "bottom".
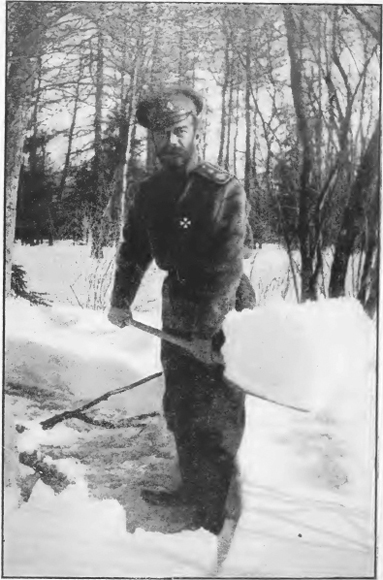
{"left": 4, "top": 241, "right": 377, "bottom": 577}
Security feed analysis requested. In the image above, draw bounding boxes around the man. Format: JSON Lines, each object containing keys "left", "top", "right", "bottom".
{"left": 108, "top": 86, "right": 255, "bottom": 536}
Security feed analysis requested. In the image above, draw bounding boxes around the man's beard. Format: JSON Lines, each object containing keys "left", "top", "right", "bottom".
{"left": 158, "top": 145, "right": 194, "bottom": 168}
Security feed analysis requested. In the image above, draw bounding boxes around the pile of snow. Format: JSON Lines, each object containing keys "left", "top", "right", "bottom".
{"left": 224, "top": 298, "right": 376, "bottom": 497}
{"left": 5, "top": 297, "right": 219, "bottom": 577}
{"left": 5, "top": 454, "right": 216, "bottom": 577}
{"left": 6, "top": 298, "right": 163, "bottom": 418}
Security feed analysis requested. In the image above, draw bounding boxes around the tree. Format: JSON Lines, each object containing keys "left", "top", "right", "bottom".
{"left": 283, "top": 5, "right": 380, "bottom": 306}
{"left": 6, "top": 3, "right": 46, "bottom": 293}
{"left": 329, "top": 121, "right": 380, "bottom": 300}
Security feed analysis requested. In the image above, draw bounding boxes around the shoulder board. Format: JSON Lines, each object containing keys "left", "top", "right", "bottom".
{"left": 192, "top": 162, "right": 234, "bottom": 185}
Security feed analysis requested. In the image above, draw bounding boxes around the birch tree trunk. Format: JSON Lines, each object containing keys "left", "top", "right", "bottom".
{"left": 6, "top": 5, "right": 44, "bottom": 295}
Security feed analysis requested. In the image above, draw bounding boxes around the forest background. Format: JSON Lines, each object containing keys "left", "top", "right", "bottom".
{"left": 5, "top": 2, "right": 381, "bottom": 313}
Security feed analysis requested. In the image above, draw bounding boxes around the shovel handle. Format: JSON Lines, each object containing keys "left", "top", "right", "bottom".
{"left": 130, "top": 319, "right": 190, "bottom": 349}
{"left": 130, "top": 318, "right": 221, "bottom": 365}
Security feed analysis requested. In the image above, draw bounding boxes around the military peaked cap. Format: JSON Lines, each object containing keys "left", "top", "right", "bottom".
{"left": 136, "top": 86, "right": 204, "bottom": 131}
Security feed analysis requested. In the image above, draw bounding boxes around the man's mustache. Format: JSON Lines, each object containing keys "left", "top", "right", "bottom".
{"left": 160, "top": 146, "right": 185, "bottom": 156}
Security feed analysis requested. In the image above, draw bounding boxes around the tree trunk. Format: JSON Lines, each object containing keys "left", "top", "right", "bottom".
{"left": 224, "top": 44, "right": 234, "bottom": 171}
{"left": 217, "top": 27, "right": 229, "bottom": 167}
{"left": 329, "top": 121, "right": 380, "bottom": 298}
{"left": 357, "top": 230, "right": 377, "bottom": 306}
{"left": 149, "top": 5, "right": 162, "bottom": 89}
{"left": 6, "top": 5, "right": 44, "bottom": 295}
{"left": 91, "top": 28, "right": 105, "bottom": 259}
{"left": 244, "top": 27, "right": 252, "bottom": 196}
{"left": 59, "top": 56, "right": 84, "bottom": 201}
{"left": 233, "top": 87, "right": 240, "bottom": 175}
{"left": 284, "top": 6, "right": 315, "bottom": 301}
{"left": 178, "top": 17, "right": 185, "bottom": 83}
{"left": 364, "top": 250, "right": 378, "bottom": 319}
{"left": 122, "top": 48, "right": 141, "bottom": 187}
{"left": 29, "top": 56, "right": 42, "bottom": 175}
{"left": 103, "top": 31, "right": 143, "bottom": 229}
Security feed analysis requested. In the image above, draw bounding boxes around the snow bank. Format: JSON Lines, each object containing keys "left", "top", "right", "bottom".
{"left": 6, "top": 297, "right": 164, "bottom": 417}
{"left": 5, "top": 296, "right": 218, "bottom": 576}
{"left": 220, "top": 298, "right": 376, "bottom": 577}
{"left": 5, "top": 462, "right": 217, "bottom": 577}
{"left": 224, "top": 297, "right": 376, "bottom": 502}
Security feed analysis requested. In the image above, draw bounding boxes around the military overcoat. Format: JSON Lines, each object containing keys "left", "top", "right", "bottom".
{"left": 110, "top": 161, "right": 255, "bottom": 534}
{"left": 111, "top": 161, "right": 253, "bottom": 336}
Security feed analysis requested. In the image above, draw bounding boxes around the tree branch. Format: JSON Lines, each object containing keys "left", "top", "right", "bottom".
{"left": 345, "top": 6, "right": 381, "bottom": 44}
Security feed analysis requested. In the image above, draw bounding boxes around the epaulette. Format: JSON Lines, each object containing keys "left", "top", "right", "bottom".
{"left": 192, "top": 162, "right": 234, "bottom": 185}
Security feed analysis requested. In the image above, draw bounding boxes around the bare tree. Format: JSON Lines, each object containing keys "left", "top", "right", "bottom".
{"left": 5, "top": 3, "right": 66, "bottom": 294}
{"left": 329, "top": 121, "right": 380, "bottom": 300}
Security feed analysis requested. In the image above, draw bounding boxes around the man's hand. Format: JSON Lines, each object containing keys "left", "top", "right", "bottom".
{"left": 107, "top": 306, "right": 132, "bottom": 328}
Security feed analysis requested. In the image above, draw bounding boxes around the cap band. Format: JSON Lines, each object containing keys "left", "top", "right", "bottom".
{"left": 136, "top": 87, "right": 203, "bottom": 130}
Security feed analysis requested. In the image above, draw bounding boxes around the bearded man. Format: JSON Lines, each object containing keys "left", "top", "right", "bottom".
{"left": 108, "top": 86, "right": 255, "bottom": 536}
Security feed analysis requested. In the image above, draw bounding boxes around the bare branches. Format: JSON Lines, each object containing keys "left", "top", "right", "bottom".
{"left": 7, "top": 3, "right": 380, "bottom": 309}
{"left": 344, "top": 6, "right": 381, "bottom": 44}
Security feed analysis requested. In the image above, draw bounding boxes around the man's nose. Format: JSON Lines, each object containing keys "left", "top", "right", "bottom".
{"left": 169, "top": 131, "right": 178, "bottom": 145}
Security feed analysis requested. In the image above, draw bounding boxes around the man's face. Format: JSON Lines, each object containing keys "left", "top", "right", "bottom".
{"left": 152, "top": 115, "right": 197, "bottom": 169}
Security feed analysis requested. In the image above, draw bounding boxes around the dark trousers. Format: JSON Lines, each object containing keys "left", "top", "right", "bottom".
{"left": 161, "top": 332, "right": 245, "bottom": 535}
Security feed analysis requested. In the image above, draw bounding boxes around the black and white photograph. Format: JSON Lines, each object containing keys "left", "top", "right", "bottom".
{"left": 3, "top": 2, "right": 381, "bottom": 577}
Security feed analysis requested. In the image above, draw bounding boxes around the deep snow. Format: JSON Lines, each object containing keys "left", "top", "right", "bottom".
{"left": 4, "top": 241, "right": 377, "bottom": 577}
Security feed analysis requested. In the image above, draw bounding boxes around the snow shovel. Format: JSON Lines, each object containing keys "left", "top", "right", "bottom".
{"left": 129, "top": 318, "right": 309, "bottom": 414}
{"left": 40, "top": 315, "right": 307, "bottom": 432}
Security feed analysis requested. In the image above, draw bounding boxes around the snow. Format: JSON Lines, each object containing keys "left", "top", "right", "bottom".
{"left": 4, "top": 241, "right": 377, "bottom": 577}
